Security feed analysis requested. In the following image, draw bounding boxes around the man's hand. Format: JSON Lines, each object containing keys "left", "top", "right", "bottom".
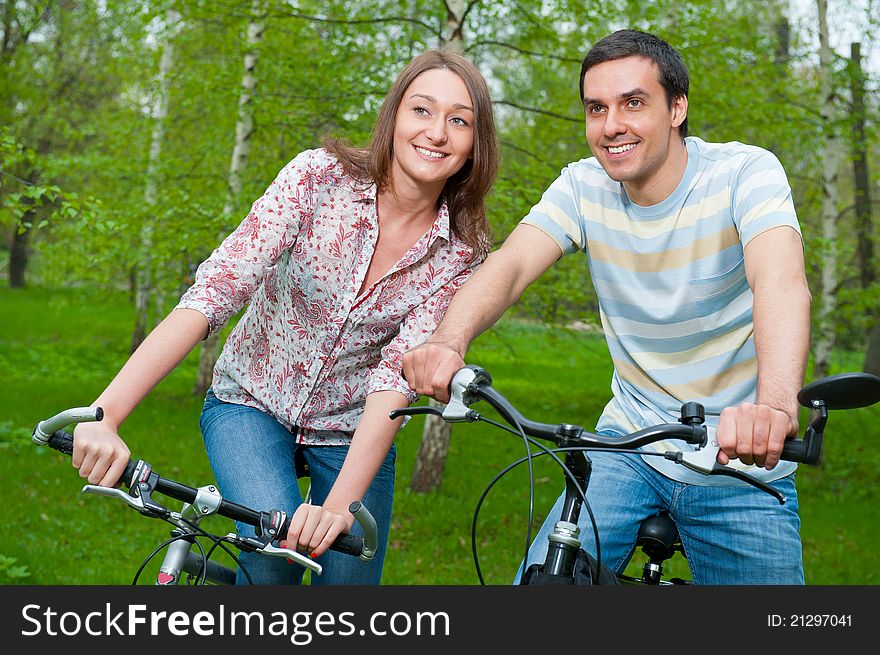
{"left": 402, "top": 341, "right": 465, "bottom": 403}
{"left": 716, "top": 403, "right": 798, "bottom": 470}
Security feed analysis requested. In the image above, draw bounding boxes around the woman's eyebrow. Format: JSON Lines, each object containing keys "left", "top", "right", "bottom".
{"left": 409, "top": 93, "right": 473, "bottom": 112}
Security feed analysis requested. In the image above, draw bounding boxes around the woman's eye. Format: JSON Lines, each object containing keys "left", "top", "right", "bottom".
{"left": 451, "top": 117, "right": 469, "bottom": 126}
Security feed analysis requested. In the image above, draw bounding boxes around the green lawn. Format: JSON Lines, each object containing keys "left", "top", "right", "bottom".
{"left": 1, "top": 285, "right": 878, "bottom": 585}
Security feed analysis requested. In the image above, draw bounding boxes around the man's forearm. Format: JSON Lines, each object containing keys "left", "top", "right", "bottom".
{"left": 753, "top": 278, "right": 812, "bottom": 422}
{"left": 429, "top": 224, "right": 562, "bottom": 356}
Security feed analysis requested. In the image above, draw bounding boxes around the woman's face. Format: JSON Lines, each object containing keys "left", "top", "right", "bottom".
{"left": 390, "top": 68, "right": 475, "bottom": 194}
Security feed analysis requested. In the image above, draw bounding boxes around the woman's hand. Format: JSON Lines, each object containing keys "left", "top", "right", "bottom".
{"left": 71, "top": 419, "right": 131, "bottom": 487}
{"left": 281, "top": 502, "right": 355, "bottom": 560}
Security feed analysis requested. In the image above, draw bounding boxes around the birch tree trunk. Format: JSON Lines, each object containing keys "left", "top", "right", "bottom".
{"left": 811, "top": 0, "right": 842, "bottom": 380}
{"left": 193, "top": 3, "right": 264, "bottom": 396}
{"left": 131, "top": 8, "right": 178, "bottom": 353}
{"left": 410, "top": 0, "right": 468, "bottom": 493}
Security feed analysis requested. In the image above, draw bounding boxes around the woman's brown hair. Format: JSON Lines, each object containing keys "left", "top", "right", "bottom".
{"left": 325, "top": 49, "right": 499, "bottom": 259}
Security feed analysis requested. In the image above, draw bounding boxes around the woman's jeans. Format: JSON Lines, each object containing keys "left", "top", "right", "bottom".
{"left": 200, "top": 389, "right": 395, "bottom": 585}
{"left": 514, "top": 450, "right": 804, "bottom": 585}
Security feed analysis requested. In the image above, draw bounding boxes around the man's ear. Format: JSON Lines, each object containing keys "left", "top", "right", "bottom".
{"left": 671, "top": 95, "right": 688, "bottom": 129}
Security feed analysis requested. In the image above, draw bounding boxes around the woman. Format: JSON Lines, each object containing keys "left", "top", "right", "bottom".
{"left": 72, "top": 49, "right": 499, "bottom": 584}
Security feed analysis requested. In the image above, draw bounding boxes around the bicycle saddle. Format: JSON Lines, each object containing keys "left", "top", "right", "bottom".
{"left": 636, "top": 512, "right": 680, "bottom": 562}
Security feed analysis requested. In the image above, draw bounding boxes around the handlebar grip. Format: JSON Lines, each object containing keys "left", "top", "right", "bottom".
{"left": 276, "top": 515, "right": 365, "bottom": 557}
{"left": 48, "top": 430, "right": 74, "bottom": 456}
{"left": 330, "top": 533, "right": 366, "bottom": 557}
{"left": 779, "top": 437, "right": 821, "bottom": 465}
{"left": 46, "top": 430, "right": 139, "bottom": 488}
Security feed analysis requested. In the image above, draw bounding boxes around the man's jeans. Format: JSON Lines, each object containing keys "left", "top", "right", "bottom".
{"left": 200, "top": 389, "right": 395, "bottom": 585}
{"left": 514, "top": 450, "right": 804, "bottom": 585}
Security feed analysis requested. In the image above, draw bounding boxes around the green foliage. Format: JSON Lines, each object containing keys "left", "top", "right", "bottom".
{"left": 0, "top": 555, "right": 31, "bottom": 583}
{"left": 2, "top": 0, "right": 875, "bottom": 348}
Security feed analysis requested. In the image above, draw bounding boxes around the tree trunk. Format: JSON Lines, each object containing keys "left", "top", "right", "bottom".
{"left": 409, "top": 399, "right": 452, "bottom": 493}
{"left": 8, "top": 221, "right": 30, "bottom": 289}
{"left": 864, "top": 324, "right": 880, "bottom": 376}
{"left": 8, "top": 178, "right": 36, "bottom": 289}
{"left": 849, "top": 42, "right": 878, "bottom": 375}
{"left": 850, "top": 42, "right": 874, "bottom": 288}
{"left": 193, "top": 3, "right": 264, "bottom": 396}
{"left": 131, "top": 8, "right": 178, "bottom": 353}
{"left": 409, "top": 0, "right": 468, "bottom": 493}
{"left": 811, "top": 0, "right": 841, "bottom": 380}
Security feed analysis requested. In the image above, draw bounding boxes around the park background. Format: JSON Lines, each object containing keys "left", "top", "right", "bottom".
{"left": 1, "top": 0, "right": 879, "bottom": 585}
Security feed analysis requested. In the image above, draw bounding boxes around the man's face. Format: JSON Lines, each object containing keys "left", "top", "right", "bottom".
{"left": 582, "top": 56, "right": 687, "bottom": 197}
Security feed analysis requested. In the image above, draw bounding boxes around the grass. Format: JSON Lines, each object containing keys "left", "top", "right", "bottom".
{"left": 1, "top": 284, "right": 878, "bottom": 585}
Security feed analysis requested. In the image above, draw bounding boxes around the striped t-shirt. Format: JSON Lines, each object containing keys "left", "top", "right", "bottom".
{"left": 521, "top": 137, "right": 801, "bottom": 485}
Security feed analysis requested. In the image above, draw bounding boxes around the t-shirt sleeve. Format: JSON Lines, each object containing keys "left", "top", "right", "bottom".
{"left": 519, "top": 165, "right": 585, "bottom": 256}
{"left": 732, "top": 147, "right": 802, "bottom": 247}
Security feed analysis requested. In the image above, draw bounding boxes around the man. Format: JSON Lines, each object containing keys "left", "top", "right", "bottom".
{"left": 402, "top": 29, "right": 812, "bottom": 584}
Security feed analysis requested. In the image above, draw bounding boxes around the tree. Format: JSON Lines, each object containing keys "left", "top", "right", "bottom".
{"left": 1, "top": 1, "right": 137, "bottom": 289}
{"left": 849, "top": 41, "right": 880, "bottom": 375}
{"left": 812, "top": 0, "right": 844, "bottom": 379}
{"left": 193, "top": 0, "right": 266, "bottom": 396}
{"left": 131, "top": 7, "right": 180, "bottom": 351}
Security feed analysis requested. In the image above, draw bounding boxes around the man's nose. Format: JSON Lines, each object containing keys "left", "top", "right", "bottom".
{"left": 603, "top": 106, "right": 626, "bottom": 137}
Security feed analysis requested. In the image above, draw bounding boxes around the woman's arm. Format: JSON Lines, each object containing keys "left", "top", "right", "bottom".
{"left": 283, "top": 390, "right": 408, "bottom": 558}
{"left": 72, "top": 308, "right": 209, "bottom": 487}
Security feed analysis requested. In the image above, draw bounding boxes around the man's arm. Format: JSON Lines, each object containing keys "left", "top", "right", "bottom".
{"left": 403, "top": 223, "right": 562, "bottom": 402}
{"left": 716, "top": 225, "right": 812, "bottom": 469}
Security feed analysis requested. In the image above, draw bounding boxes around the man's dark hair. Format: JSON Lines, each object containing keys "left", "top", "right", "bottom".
{"left": 580, "top": 29, "right": 689, "bottom": 138}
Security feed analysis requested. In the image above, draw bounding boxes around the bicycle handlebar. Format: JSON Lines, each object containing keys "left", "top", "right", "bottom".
{"left": 392, "top": 365, "right": 880, "bottom": 500}
{"left": 32, "top": 409, "right": 379, "bottom": 573}
{"left": 393, "top": 364, "right": 706, "bottom": 446}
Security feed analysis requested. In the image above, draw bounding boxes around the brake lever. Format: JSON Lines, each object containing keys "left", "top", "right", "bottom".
{"left": 389, "top": 365, "right": 489, "bottom": 423}
{"left": 389, "top": 406, "right": 442, "bottom": 419}
{"left": 674, "top": 431, "right": 786, "bottom": 504}
{"left": 239, "top": 540, "right": 323, "bottom": 575}
{"left": 81, "top": 459, "right": 172, "bottom": 518}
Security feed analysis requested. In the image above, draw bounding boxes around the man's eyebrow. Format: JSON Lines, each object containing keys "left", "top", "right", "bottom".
{"left": 409, "top": 93, "right": 474, "bottom": 112}
{"left": 583, "top": 87, "right": 651, "bottom": 105}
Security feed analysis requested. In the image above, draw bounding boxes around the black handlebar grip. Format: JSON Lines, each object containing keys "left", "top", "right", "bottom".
{"left": 330, "top": 533, "right": 365, "bottom": 557}
{"left": 48, "top": 430, "right": 75, "bottom": 456}
{"left": 779, "top": 437, "right": 821, "bottom": 465}
{"left": 275, "top": 515, "right": 364, "bottom": 556}
{"left": 47, "top": 430, "right": 139, "bottom": 488}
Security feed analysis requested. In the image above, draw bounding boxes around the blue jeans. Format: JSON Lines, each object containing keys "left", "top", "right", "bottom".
{"left": 514, "top": 450, "right": 804, "bottom": 585}
{"left": 200, "top": 389, "right": 395, "bottom": 585}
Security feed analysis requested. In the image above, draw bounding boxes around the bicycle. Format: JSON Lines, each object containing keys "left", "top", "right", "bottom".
{"left": 390, "top": 366, "right": 880, "bottom": 585}
{"left": 31, "top": 410, "right": 380, "bottom": 585}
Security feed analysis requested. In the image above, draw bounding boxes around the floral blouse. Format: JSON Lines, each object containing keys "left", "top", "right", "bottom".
{"left": 177, "top": 148, "right": 483, "bottom": 444}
